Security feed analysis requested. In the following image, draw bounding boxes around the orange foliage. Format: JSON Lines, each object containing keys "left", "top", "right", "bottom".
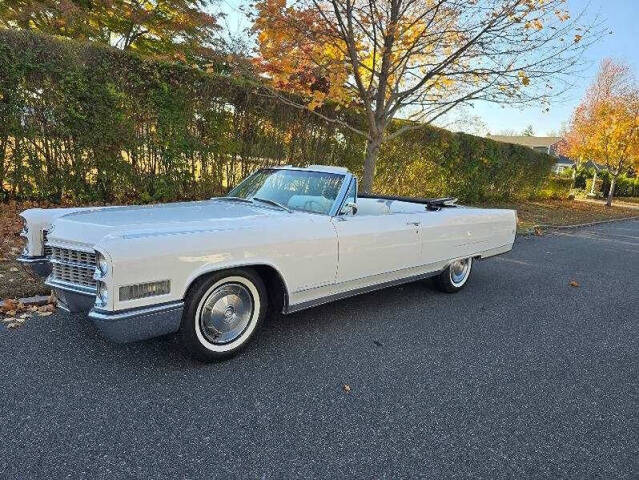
{"left": 561, "top": 59, "right": 639, "bottom": 174}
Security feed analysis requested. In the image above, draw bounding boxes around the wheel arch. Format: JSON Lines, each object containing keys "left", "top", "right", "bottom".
{"left": 182, "top": 263, "right": 290, "bottom": 314}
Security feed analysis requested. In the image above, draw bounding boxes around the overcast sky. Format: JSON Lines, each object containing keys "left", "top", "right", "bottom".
{"left": 218, "top": 0, "right": 639, "bottom": 137}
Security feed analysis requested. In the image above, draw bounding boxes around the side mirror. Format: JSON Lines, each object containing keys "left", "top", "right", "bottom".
{"left": 341, "top": 201, "right": 358, "bottom": 216}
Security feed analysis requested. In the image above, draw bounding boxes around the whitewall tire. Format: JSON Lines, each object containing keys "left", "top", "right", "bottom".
{"left": 434, "top": 257, "right": 473, "bottom": 293}
{"left": 180, "top": 269, "right": 267, "bottom": 361}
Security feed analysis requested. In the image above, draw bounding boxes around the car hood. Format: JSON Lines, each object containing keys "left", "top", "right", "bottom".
{"left": 47, "top": 199, "right": 287, "bottom": 250}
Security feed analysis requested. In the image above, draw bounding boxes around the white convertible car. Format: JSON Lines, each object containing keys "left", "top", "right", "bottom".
{"left": 19, "top": 166, "right": 516, "bottom": 361}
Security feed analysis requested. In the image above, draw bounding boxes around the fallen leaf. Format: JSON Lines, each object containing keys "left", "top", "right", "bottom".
{"left": 569, "top": 280, "right": 580, "bottom": 287}
{"left": 2, "top": 317, "right": 16, "bottom": 324}
{"left": 6, "top": 310, "right": 16, "bottom": 316}
{"left": 9, "top": 267, "right": 19, "bottom": 272}
{"left": 5, "top": 322, "right": 20, "bottom": 329}
{"left": 343, "top": 384, "right": 351, "bottom": 393}
{"left": 534, "top": 227, "right": 543, "bottom": 236}
{"left": 37, "top": 312, "right": 53, "bottom": 317}
{"left": 19, "top": 313, "right": 31, "bottom": 319}
{"left": 1, "top": 299, "right": 19, "bottom": 312}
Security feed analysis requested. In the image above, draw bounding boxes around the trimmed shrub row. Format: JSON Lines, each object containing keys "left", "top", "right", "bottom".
{"left": 0, "top": 30, "right": 555, "bottom": 203}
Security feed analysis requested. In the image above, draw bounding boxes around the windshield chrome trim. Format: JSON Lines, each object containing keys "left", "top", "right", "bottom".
{"left": 328, "top": 172, "right": 354, "bottom": 217}
{"left": 333, "top": 176, "right": 357, "bottom": 217}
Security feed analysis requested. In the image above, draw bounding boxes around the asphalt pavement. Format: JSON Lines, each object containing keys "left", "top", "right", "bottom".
{"left": 1, "top": 220, "right": 638, "bottom": 479}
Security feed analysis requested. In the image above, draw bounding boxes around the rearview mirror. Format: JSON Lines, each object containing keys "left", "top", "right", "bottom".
{"left": 341, "top": 202, "right": 358, "bottom": 216}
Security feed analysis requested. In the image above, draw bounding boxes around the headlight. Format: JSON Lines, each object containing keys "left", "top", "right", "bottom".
{"left": 95, "top": 252, "right": 110, "bottom": 278}
{"left": 20, "top": 217, "right": 29, "bottom": 236}
{"left": 95, "top": 281, "right": 108, "bottom": 307}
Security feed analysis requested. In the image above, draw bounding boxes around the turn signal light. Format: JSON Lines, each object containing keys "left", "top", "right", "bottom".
{"left": 119, "top": 280, "right": 170, "bottom": 301}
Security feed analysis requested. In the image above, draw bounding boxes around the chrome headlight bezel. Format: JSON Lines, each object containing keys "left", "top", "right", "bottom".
{"left": 19, "top": 216, "right": 30, "bottom": 256}
{"left": 20, "top": 216, "right": 29, "bottom": 236}
{"left": 94, "top": 251, "right": 110, "bottom": 279}
{"left": 95, "top": 281, "right": 109, "bottom": 308}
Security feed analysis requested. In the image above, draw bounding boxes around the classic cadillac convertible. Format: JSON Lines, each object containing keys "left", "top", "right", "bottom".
{"left": 19, "top": 166, "right": 516, "bottom": 361}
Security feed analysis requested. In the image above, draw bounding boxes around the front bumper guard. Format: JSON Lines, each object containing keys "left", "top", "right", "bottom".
{"left": 47, "top": 278, "right": 183, "bottom": 343}
{"left": 17, "top": 255, "right": 52, "bottom": 278}
{"left": 88, "top": 301, "right": 184, "bottom": 343}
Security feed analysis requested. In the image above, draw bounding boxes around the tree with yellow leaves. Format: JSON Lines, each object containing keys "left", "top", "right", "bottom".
{"left": 0, "top": 0, "right": 223, "bottom": 64}
{"left": 562, "top": 59, "right": 639, "bottom": 206}
{"left": 251, "top": 0, "right": 600, "bottom": 192}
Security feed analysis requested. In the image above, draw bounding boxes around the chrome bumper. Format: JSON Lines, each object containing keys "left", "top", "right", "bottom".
{"left": 46, "top": 278, "right": 96, "bottom": 313}
{"left": 48, "top": 276, "right": 183, "bottom": 343}
{"left": 17, "top": 255, "right": 52, "bottom": 278}
{"left": 88, "top": 301, "right": 184, "bottom": 343}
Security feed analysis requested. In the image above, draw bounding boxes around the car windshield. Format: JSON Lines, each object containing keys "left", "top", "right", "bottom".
{"left": 227, "top": 169, "right": 345, "bottom": 215}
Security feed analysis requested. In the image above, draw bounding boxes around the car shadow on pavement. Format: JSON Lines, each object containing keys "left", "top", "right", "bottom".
{"left": 67, "top": 278, "right": 441, "bottom": 366}
{"left": 50, "top": 267, "right": 490, "bottom": 370}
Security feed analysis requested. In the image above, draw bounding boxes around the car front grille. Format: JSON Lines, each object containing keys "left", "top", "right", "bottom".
{"left": 49, "top": 246, "right": 97, "bottom": 290}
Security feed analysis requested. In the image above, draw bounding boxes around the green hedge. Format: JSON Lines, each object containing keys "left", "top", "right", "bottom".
{"left": 538, "top": 176, "right": 574, "bottom": 199}
{"left": 586, "top": 171, "right": 639, "bottom": 197}
{"left": 0, "top": 30, "right": 555, "bottom": 203}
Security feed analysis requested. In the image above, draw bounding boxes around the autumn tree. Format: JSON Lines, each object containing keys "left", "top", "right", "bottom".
{"left": 0, "top": 0, "right": 223, "bottom": 63}
{"left": 561, "top": 59, "right": 639, "bottom": 206}
{"left": 251, "top": 0, "right": 599, "bottom": 192}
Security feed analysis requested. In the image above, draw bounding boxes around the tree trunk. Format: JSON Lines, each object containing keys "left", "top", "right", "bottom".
{"left": 606, "top": 175, "right": 616, "bottom": 207}
{"left": 361, "top": 131, "right": 383, "bottom": 194}
{"left": 590, "top": 170, "right": 597, "bottom": 195}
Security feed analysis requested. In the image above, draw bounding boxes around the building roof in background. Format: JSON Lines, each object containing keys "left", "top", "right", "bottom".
{"left": 555, "top": 155, "right": 575, "bottom": 166}
{"left": 581, "top": 160, "right": 606, "bottom": 171}
{"left": 486, "top": 135, "right": 562, "bottom": 147}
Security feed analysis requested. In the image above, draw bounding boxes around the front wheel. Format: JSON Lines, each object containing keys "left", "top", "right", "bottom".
{"left": 180, "top": 268, "right": 267, "bottom": 362}
{"left": 434, "top": 257, "right": 473, "bottom": 293}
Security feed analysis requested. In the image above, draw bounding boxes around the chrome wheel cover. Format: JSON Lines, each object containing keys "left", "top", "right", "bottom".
{"left": 199, "top": 282, "right": 254, "bottom": 344}
{"left": 449, "top": 258, "right": 471, "bottom": 287}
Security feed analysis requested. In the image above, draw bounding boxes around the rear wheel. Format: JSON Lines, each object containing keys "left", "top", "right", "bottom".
{"left": 180, "top": 268, "right": 267, "bottom": 362}
{"left": 434, "top": 257, "right": 473, "bottom": 293}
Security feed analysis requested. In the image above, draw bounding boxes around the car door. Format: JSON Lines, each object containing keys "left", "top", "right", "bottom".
{"left": 417, "top": 208, "right": 471, "bottom": 266}
{"left": 331, "top": 213, "right": 421, "bottom": 285}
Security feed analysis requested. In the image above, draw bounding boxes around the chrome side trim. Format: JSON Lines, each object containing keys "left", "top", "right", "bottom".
{"left": 479, "top": 243, "right": 513, "bottom": 259}
{"left": 284, "top": 268, "right": 444, "bottom": 314}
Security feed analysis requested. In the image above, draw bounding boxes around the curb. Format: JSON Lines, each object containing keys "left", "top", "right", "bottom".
{"left": 0, "top": 295, "right": 51, "bottom": 309}
{"left": 520, "top": 215, "right": 639, "bottom": 235}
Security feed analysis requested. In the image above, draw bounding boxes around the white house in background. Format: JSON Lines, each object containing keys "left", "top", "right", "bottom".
{"left": 486, "top": 135, "right": 575, "bottom": 174}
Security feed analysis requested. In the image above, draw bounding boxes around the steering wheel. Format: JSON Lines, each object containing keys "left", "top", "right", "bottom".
{"left": 303, "top": 199, "right": 323, "bottom": 212}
